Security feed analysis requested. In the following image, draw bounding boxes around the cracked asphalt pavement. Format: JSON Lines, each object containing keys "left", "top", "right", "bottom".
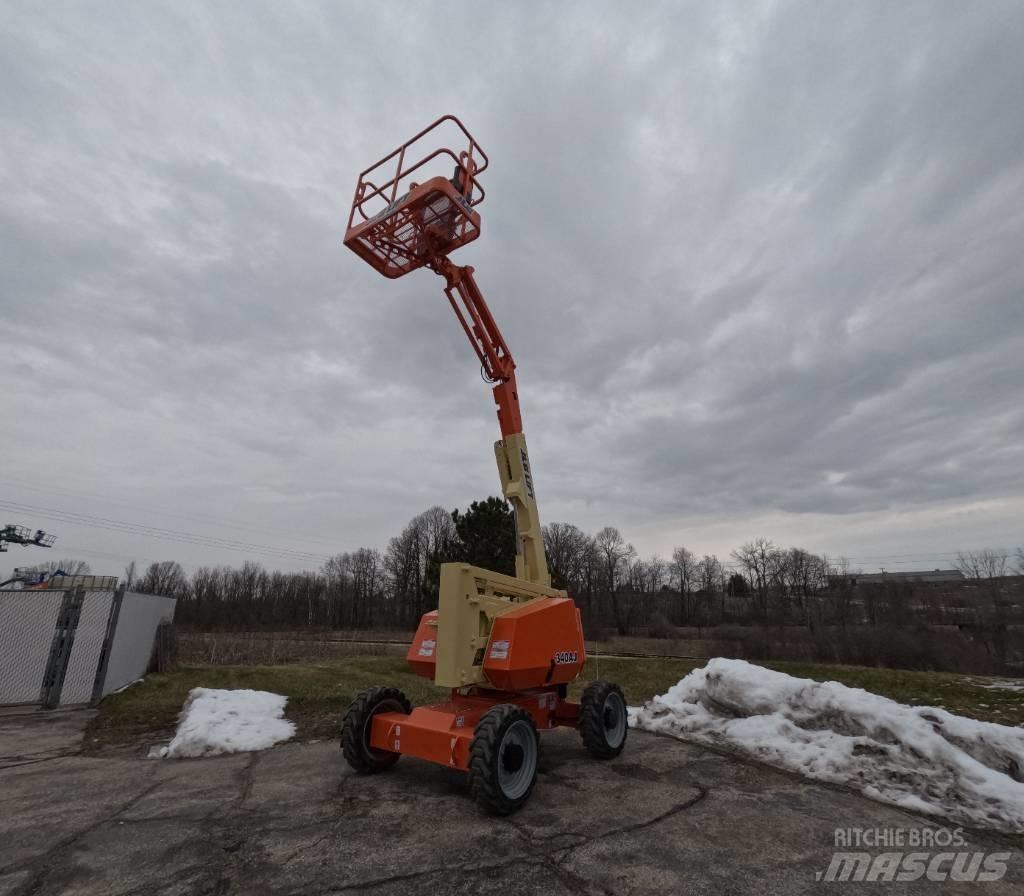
{"left": 1, "top": 708, "right": 1022, "bottom": 895}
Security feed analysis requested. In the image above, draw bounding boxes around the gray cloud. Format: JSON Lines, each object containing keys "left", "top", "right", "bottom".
{"left": 3, "top": 1, "right": 1023, "bottom": 574}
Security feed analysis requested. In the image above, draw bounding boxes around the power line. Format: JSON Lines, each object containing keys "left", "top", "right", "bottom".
{"left": 0, "top": 501, "right": 327, "bottom": 565}
{"left": 49, "top": 545, "right": 157, "bottom": 566}
{"left": 0, "top": 474, "right": 350, "bottom": 549}
{"left": 840, "top": 550, "right": 1011, "bottom": 561}
{"left": 3, "top": 489, "right": 1015, "bottom": 576}
{"left": 0, "top": 499, "right": 332, "bottom": 566}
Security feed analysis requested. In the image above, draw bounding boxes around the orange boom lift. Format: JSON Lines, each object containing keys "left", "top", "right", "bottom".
{"left": 341, "top": 116, "right": 627, "bottom": 813}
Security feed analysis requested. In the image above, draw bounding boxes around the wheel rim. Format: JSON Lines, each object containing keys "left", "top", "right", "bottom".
{"left": 601, "top": 691, "right": 627, "bottom": 747}
{"left": 498, "top": 719, "right": 537, "bottom": 799}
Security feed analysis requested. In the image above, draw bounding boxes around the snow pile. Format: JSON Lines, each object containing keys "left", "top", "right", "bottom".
{"left": 984, "top": 680, "right": 1024, "bottom": 693}
{"left": 630, "top": 658, "right": 1024, "bottom": 832}
{"left": 152, "top": 688, "right": 295, "bottom": 758}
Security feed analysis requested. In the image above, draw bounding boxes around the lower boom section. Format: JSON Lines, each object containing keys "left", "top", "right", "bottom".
{"left": 369, "top": 687, "right": 580, "bottom": 772}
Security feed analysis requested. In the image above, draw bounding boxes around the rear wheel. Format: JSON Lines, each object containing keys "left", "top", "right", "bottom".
{"left": 468, "top": 704, "right": 539, "bottom": 815}
{"left": 579, "top": 680, "right": 628, "bottom": 759}
{"left": 341, "top": 686, "right": 411, "bottom": 773}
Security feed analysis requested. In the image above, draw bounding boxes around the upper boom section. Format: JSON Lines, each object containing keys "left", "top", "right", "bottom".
{"left": 433, "top": 258, "right": 521, "bottom": 437}
{"left": 342, "top": 118, "right": 551, "bottom": 588}
{"left": 343, "top": 115, "right": 488, "bottom": 279}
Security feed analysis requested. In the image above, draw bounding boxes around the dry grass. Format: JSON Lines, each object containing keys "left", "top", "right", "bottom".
{"left": 177, "top": 630, "right": 409, "bottom": 665}
{"left": 86, "top": 653, "right": 1024, "bottom": 751}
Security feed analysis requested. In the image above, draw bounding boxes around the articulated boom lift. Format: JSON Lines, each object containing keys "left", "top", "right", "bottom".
{"left": 341, "top": 116, "right": 626, "bottom": 813}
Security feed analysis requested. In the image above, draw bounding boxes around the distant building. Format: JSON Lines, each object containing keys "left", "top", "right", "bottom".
{"left": 855, "top": 569, "right": 964, "bottom": 585}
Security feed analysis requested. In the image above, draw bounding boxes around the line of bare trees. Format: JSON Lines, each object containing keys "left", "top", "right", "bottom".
{"left": 131, "top": 506, "right": 460, "bottom": 630}
{"left": 111, "top": 503, "right": 1023, "bottom": 645}
{"left": 12, "top": 559, "right": 92, "bottom": 577}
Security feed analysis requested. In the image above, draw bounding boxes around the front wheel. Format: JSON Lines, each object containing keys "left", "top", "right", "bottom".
{"left": 468, "top": 704, "right": 539, "bottom": 815}
{"left": 341, "top": 686, "right": 411, "bottom": 773}
{"left": 579, "top": 680, "right": 628, "bottom": 759}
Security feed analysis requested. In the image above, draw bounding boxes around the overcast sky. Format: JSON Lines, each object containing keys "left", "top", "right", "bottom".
{"left": 3, "top": 1, "right": 1023, "bottom": 577}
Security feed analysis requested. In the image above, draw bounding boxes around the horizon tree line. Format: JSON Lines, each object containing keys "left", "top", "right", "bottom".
{"left": 14, "top": 503, "right": 760, "bottom": 630}
{"left": 12, "top": 504, "right": 1023, "bottom": 639}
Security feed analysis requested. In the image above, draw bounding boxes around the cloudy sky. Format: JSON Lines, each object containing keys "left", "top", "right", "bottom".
{"left": 3, "top": 1, "right": 1022, "bottom": 577}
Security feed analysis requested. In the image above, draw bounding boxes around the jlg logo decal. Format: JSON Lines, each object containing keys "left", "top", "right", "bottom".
{"left": 520, "top": 448, "right": 535, "bottom": 499}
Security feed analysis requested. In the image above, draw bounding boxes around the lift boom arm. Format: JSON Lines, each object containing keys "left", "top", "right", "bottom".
{"left": 341, "top": 116, "right": 551, "bottom": 589}
{"left": 430, "top": 257, "right": 550, "bottom": 588}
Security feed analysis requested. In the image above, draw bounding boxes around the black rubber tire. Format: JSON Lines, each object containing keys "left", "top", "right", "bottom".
{"left": 468, "top": 704, "right": 539, "bottom": 815}
{"left": 579, "top": 680, "right": 628, "bottom": 759}
{"left": 341, "top": 686, "right": 411, "bottom": 774}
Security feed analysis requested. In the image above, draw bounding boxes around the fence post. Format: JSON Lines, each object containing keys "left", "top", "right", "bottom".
{"left": 148, "top": 620, "right": 177, "bottom": 673}
{"left": 90, "top": 585, "right": 125, "bottom": 705}
{"left": 39, "top": 586, "right": 85, "bottom": 709}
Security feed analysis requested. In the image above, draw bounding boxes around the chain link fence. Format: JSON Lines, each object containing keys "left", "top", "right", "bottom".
{"left": 0, "top": 587, "right": 176, "bottom": 707}
{"left": 0, "top": 589, "right": 64, "bottom": 703}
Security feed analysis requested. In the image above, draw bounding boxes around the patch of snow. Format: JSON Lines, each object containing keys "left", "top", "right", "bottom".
{"left": 630, "top": 658, "right": 1024, "bottom": 833}
{"left": 112, "top": 678, "right": 144, "bottom": 694}
{"left": 152, "top": 688, "right": 295, "bottom": 759}
{"left": 984, "top": 680, "right": 1024, "bottom": 693}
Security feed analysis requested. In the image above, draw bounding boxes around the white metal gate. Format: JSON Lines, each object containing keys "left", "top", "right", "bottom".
{"left": 0, "top": 590, "right": 64, "bottom": 704}
{"left": 1, "top": 588, "right": 177, "bottom": 707}
{"left": 1, "top": 588, "right": 116, "bottom": 706}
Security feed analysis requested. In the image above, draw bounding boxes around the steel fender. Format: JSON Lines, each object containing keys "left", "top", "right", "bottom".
{"left": 482, "top": 597, "right": 586, "bottom": 691}
{"left": 406, "top": 610, "right": 439, "bottom": 679}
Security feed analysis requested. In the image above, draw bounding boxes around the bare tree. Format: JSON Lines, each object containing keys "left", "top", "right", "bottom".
{"left": 414, "top": 505, "right": 458, "bottom": 616}
{"left": 123, "top": 560, "right": 137, "bottom": 590}
{"left": 828, "top": 556, "right": 859, "bottom": 629}
{"left": 543, "top": 522, "right": 593, "bottom": 592}
{"left": 417, "top": 506, "right": 458, "bottom": 558}
{"left": 384, "top": 525, "right": 422, "bottom": 627}
{"left": 731, "top": 538, "right": 776, "bottom": 618}
{"left": 322, "top": 552, "right": 352, "bottom": 626}
{"left": 23, "top": 559, "right": 92, "bottom": 577}
{"left": 670, "top": 546, "right": 696, "bottom": 624}
{"left": 1016, "top": 546, "right": 1024, "bottom": 576}
{"left": 189, "top": 565, "right": 221, "bottom": 625}
{"left": 594, "top": 526, "right": 636, "bottom": 635}
{"left": 777, "top": 548, "right": 829, "bottom": 627}
{"left": 953, "top": 549, "right": 1008, "bottom": 581}
{"left": 137, "top": 561, "right": 188, "bottom": 598}
{"left": 382, "top": 506, "right": 457, "bottom": 626}
{"left": 696, "top": 555, "right": 723, "bottom": 593}
{"left": 629, "top": 554, "right": 666, "bottom": 593}
{"left": 831, "top": 556, "right": 856, "bottom": 585}
{"left": 350, "top": 547, "right": 382, "bottom": 629}
{"left": 695, "top": 554, "right": 724, "bottom": 626}
{"left": 621, "top": 554, "right": 665, "bottom": 633}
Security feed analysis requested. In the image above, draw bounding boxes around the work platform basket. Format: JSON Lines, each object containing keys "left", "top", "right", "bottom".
{"left": 343, "top": 116, "right": 488, "bottom": 279}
